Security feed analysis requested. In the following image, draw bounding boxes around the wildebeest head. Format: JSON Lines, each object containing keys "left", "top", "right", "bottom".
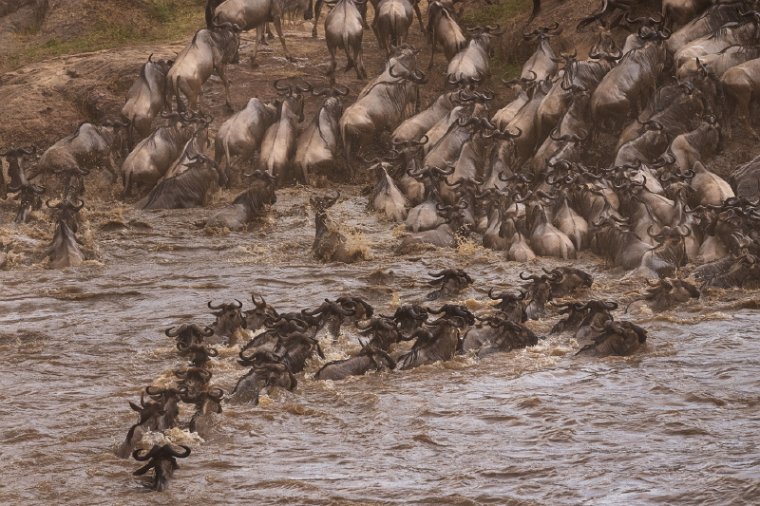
{"left": 208, "top": 299, "right": 246, "bottom": 341}
{"left": 358, "top": 340, "right": 397, "bottom": 371}
{"left": 487, "top": 288, "right": 527, "bottom": 323}
{"left": 635, "top": 277, "right": 700, "bottom": 311}
{"left": 1, "top": 146, "right": 36, "bottom": 191}
{"left": 544, "top": 267, "right": 594, "bottom": 298}
{"left": 576, "top": 300, "right": 618, "bottom": 337}
{"left": 301, "top": 298, "right": 356, "bottom": 337}
{"left": 244, "top": 292, "right": 279, "bottom": 331}
{"left": 427, "top": 303, "right": 476, "bottom": 325}
{"left": 551, "top": 301, "right": 589, "bottom": 334}
{"left": 210, "top": 21, "right": 242, "bottom": 64}
{"left": 119, "top": 392, "right": 165, "bottom": 458}
{"left": 177, "top": 342, "right": 219, "bottom": 367}
{"left": 46, "top": 197, "right": 84, "bottom": 232}
{"left": 392, "top": 304, "right": 429, "bottom": 335}
{"left": 357, "top": 316, "right": 401, "bottom": 351}
{"left": 132, "top": 444, "right": 191, "bottom": 491}
{"left": 144, "top": 385, "right": 186, "bottom": 430}
{"left": 335, "top": 296, "right": 374, "bottom": 322}
{"left": 520, "top": 270, "right": 561, "bottom": 320}
{"left": 273, "top": 78, "right": 313, "bottom": 122}
{"left": 388, "top": 45, "right": 424, "bottom": 81}
{"left": 313, "top": 85, "right": 349, "bottom": 118}
{"left": 426, "top": 269, "right": 474, "bottom": 300}
{"left": 578, "top": 319, "right": 648, "bottom": 357}
{"left": 276, "top": 331, "right": 325, "bottom": 373}
{"left": 165, "top": 324, "right": 214, "bottom": 348}
{"left": 174, "top": 367, "right": 213, "bottom": 398}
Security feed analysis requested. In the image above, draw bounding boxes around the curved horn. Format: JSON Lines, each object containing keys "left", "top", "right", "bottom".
{"left": 168, "top": 444, "right": 192, "bottom": 458}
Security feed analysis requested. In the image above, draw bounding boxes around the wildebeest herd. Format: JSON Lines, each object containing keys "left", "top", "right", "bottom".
{"left": 4, "top": 0, "right": 760, "bottom": 492}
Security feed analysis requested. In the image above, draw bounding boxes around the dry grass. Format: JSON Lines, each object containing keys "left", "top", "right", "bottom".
{"left": 2, "top": 0, "right": 205, "bottom": 72}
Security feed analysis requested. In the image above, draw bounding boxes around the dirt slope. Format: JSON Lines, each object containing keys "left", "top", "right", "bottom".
{"left": 1, "top": 0, "right": 758, "bottom": 176}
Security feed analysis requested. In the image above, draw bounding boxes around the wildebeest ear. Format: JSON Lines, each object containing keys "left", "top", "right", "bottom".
{"left": 129, "top": 401, "right": 142, "bottom": 412}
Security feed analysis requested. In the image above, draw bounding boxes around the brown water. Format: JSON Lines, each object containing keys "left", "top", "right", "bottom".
{"left": 2, "top": 186, "right": 760, "bottom": 505}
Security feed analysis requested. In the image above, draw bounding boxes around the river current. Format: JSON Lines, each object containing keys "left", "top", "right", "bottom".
{"left": 1, "top": 185, "right": 759, "bottom": 505}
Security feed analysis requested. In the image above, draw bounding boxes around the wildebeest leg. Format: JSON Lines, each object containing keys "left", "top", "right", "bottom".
{"left": 122, "top": 171, "right": 132, "bottom": 199}
{"left": 428, "top": 35, "right": 437, "bottom": 70}
{"left": 413, "top": 1, "right": 424, "bottom": 32}
{"left": 355, "top": 43, "right": 366, "bottom": 80}
{"left": 311, "top": 0, "right": 323, "bottom": 37}
{"left": 272, "top": 17, "right": 293, "bottom": 62}
{"left": 304, "top": 0, "right": 314, "bottom": 20}
{"left": 250, "top": 25, "right": 262, "bottom": 67}
{"left": 105, "top": 153, "right": 117, "bottom": 182}
{"left": 216, "top": 64, "right": 234, "bottom": 112}
{"left": 298, "top": 161, "right": 308, "bottom": 186}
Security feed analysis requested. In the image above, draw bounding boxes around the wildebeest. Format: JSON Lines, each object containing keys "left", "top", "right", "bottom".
{"left": 576, "top": 320, "right": 648, "bottom": 356}
{"left": 396, "top": 317, "right": 463, "bottom": 369}
{"left": 121, "top": 112, "right": 205, "bottom": 198}
{"left": 487, "top": 288, "right": 527, "bottom": 323}
{"left": 521, "top": 23, "right": 561, "bottom": 83}
{"left": 447, "top": 28, "right": 502, "bottom": 86}
{"left": 315, "top": 341, "right": 395, "bottom": 380}
{"left": 208, "top": 299, "right": 247, "bottom": 343}
{"left": 339, "top": 46, "right": 426, "bottom": 178}
{"left": 294, "top": 86, "right": 348, "bottom": 185}
{"left": 9, "top": 181, "right": 45, "bottom": 224}
{"left": 214, "top": 98, "right": 279, "bottom": 186}
{"left": 165, "top": 323, "right": 215, "bottom": 348}
{"left": 211, "top": 0, "right": 294, "bottom": 65}
{"left": 426, "top": 268, "right": 473, "bottom": 300}
{"left": 45, "top": 218, "right": 84, "bottom": 268}
{"left": 117, "top": 392, "right": 165, "bottom": 459}
{"left": 374, "top": 0, "right": 414, "bottom": 57}
{"left": 356, "top": 316, "right": 402, "bottom": 350}
{"left": 1, "top": 147, "right": 36, "bottom": 199}
{"left": 545, "top": 266, "right": 593, "bottom": 297}
{"left": 367, "top": 161, "right": 409, "bottom": 221}
{"left": 31, "top": 122, "right": 126, "bottom": 182}
{"left": 324, "top": 0, "right": 367, "bottom": 82}
{"left": 721, "top": 57, "right": 760, "bottom": 138}
{"left": 591, "top": 25, "right": 669, "bottom": 130}
{"left": 121, "top": 54, "right": 174, "bottom": 148}
{"left": 138, "top": 154, "right": 224, "bottom": 210}
{"left": 132, "top": 444, "right": 191, "bottom": 492}
{"left": 259, "top": 79, "right": 312, "bottom": 185}
{"left": 205, "top": 171, "right": 277, "bottom": 229}
{"left": 311, "top": 191, "right": 367, "bottom": 262}
{"left": 391, "top": 92, "right": 455, "bottom": 144}
{"left": 231, "top": 353, "right": 297, "bottom": 404}
{"left": 426, "top": 0, "right": 467, "bottom": 69}
{"left": 461, "top": 316, "right": 539, "bottom": 356}
{"left": 626, "top": 277, "right": 699, "bottom": 312}
{"left": 166, "top": 22, "right": 240, "bottom": 112}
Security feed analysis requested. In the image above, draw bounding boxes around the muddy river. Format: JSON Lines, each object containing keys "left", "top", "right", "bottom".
{"left": 1, "top": 185, "right": 759, "bottom": 505}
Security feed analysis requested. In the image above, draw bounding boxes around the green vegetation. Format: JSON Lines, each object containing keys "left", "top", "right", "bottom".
{"left": 461, "top": 0, "right": 533, "bottom": 27}
{"left": 3, "top": 0, "right": 205, "bottom": 72}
